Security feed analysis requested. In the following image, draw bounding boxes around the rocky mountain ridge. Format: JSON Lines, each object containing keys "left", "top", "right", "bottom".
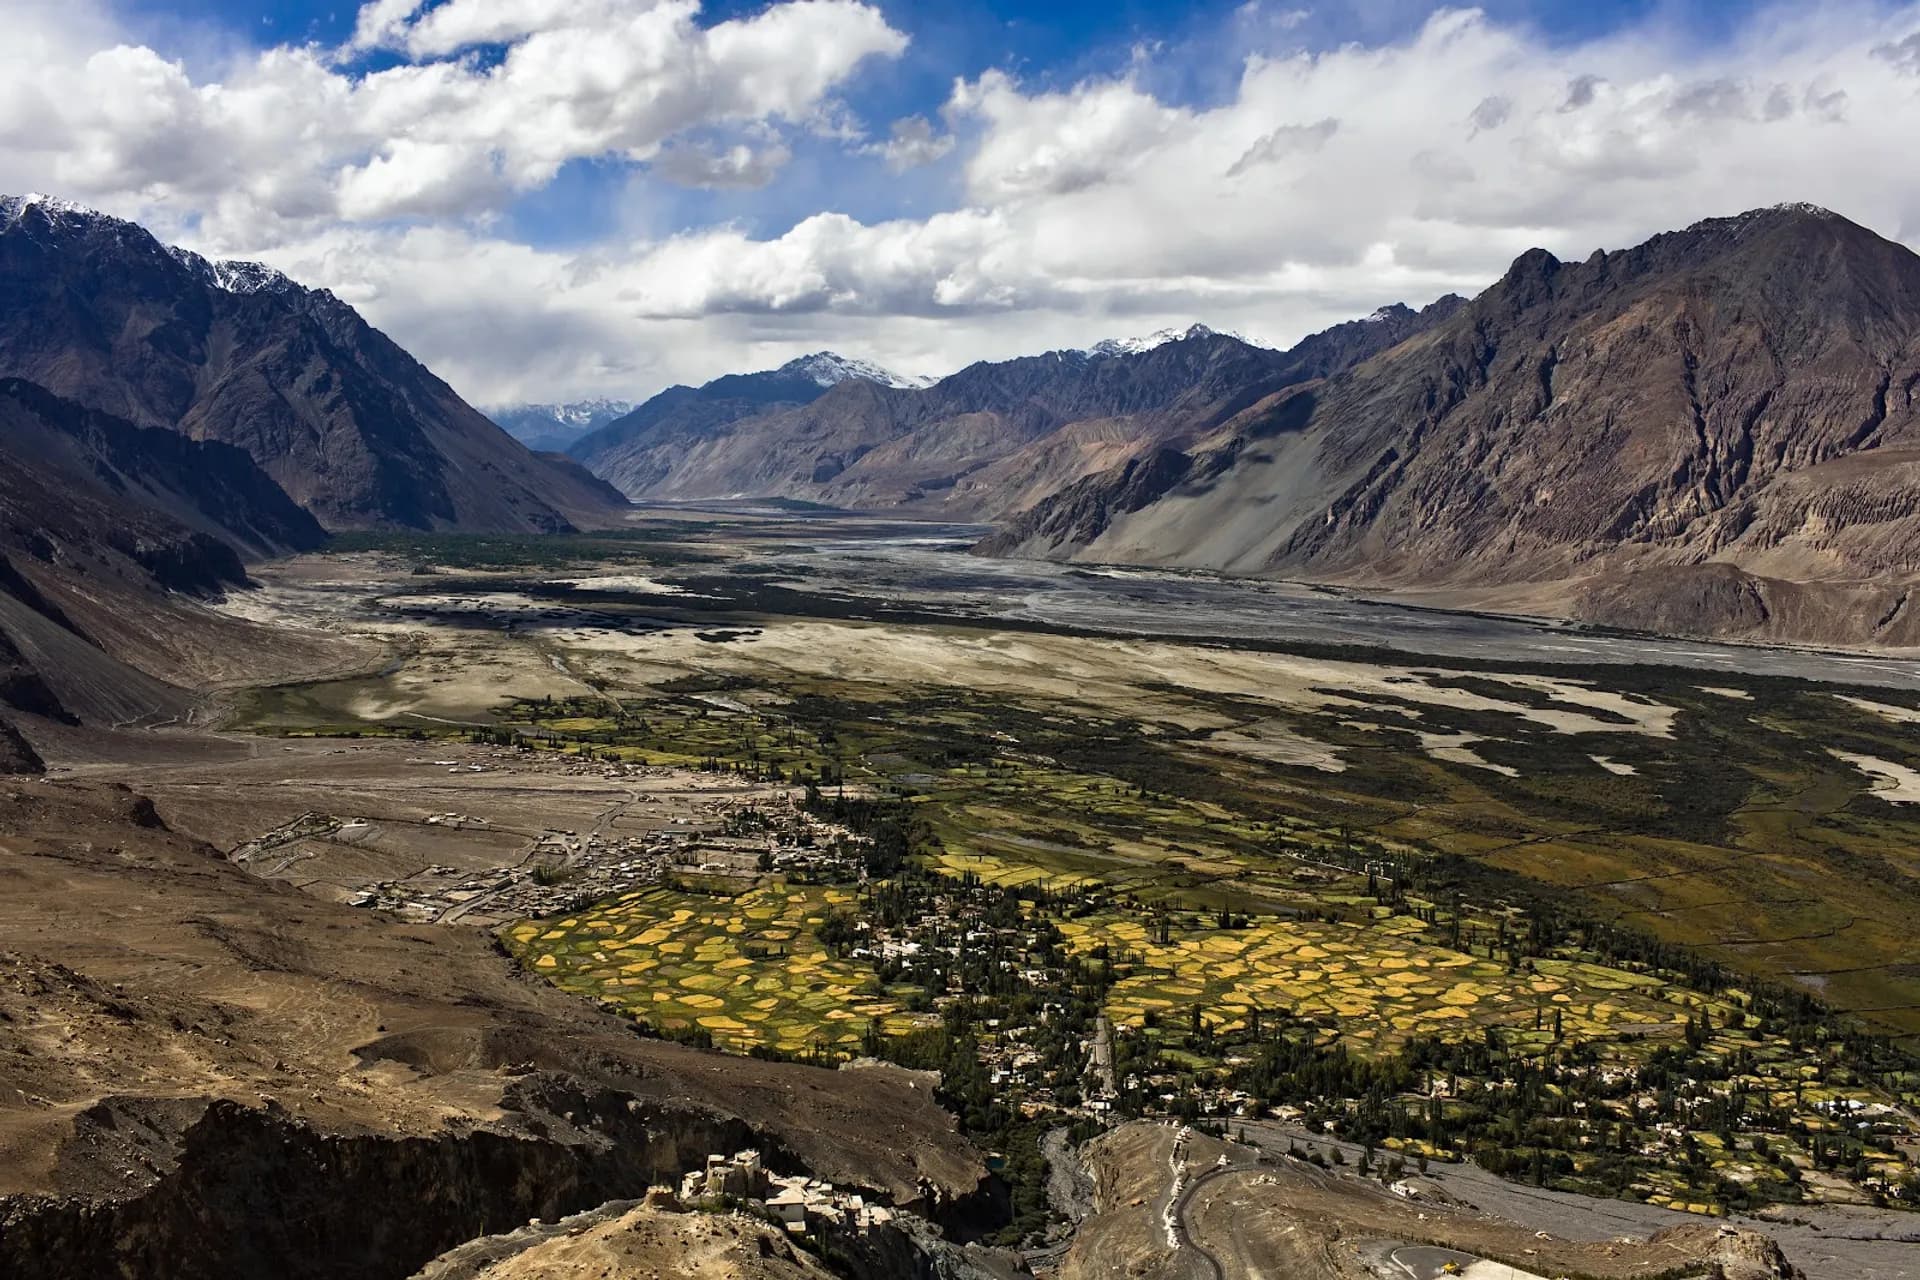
{"left": 981, "top": 204, "right": 1920, "bottom": 646}
{"left": 0, "top": 377, "right": 348, "bottom": 742}
{"left": 0, "top": 194, "right": 625, "bottom": 534}
{"left": 573, "top": 298, "right": 1464, "bottom": 520}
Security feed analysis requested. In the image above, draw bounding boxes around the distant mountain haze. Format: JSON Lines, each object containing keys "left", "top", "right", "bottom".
{"left": 487, "top": 399, "right": 636, "bottom": 454}
{"left": 982, "top": 205, "right": 1920, "bottom": 647}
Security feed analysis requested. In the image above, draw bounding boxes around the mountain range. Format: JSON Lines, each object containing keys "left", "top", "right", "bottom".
{"left": 569, "top": 307, "right": 1463, "bottom": 520}
{"left": 6, "top": 193, "right": 1920, "bottom": 686}
{"left": 0, "top": 194, "right": 629, "bottom": 745}
{"left": 982, "top": 204, "right": 1920, "bottom": 646}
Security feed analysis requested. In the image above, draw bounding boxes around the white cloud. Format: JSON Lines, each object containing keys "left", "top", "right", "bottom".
{"left": 871, "top": 116, "right": 955, "bottom": 172}
{"left": 0, "top": 0, "right": 905, "bottom": 238}
{"left": 952, "top": 70, "right": 1183, "bottom": 200}
{"left": 652, "top": 141, "right": 793, "bottom": 190}
{"left": 6, "top": 0, "right": 1920, "bottom": 408}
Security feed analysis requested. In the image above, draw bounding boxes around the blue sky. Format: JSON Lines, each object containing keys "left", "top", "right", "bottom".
{"left": 8, "top": 0, "right": 1917, "bottom": 402}
{"left": 111, "top": 0, "right": 1782, "bottom": 249}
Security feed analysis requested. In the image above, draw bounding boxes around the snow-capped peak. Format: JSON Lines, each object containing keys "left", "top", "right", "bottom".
{"left": 498, "top": 398, "right": 636, "bottom": 428}
{"left": 777, "top": 351, "right": 932, "bottom": 390}
{"left": 1083, "top": 322, "right": 1255, "bottom": 358}
{"left": 0, "top": 192, "right": 100, "bottom": 226}
{"left": 212, "top": 259, "right": 297, "bottom": 296}
{"left": 163, "top": 246, "right": 299, "bottom": 297}
{"left": 1361, "top": 305, "right": 1417, "bottom": 325}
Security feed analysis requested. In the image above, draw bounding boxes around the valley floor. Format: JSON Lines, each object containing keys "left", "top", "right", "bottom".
{"left": 6, "top": 509, "right": 1920, "bottom": 1278}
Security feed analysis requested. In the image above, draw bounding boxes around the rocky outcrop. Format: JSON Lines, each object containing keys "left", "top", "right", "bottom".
{"left": 0, "top": 195, "right": 624, "bottom": 533}
{"left": 0, "top": 715, "right": 40, "bottom": 773}
{"left": 0, "top": 1090, "right": 790, "bottom": 1280}
{"left": 983, "top": 205, "right": 1920, "bottom": 646}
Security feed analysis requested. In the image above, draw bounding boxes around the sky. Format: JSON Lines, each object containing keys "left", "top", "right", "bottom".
{"left": 3, "top": 1, "right": 1919, "bottom": 407}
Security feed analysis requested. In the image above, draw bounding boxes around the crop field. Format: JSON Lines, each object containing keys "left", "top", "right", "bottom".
{"left": 1054, "top": 913, "right": 1693, "bottom": 1053}
{"left": 255, "top": 599, "right": 1920, "bottom": 1050}
{"left": 500, "top": 881, "right": 922, "bottom": 1054}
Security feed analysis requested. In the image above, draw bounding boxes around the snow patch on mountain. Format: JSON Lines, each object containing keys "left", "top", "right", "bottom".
{"left": 777, "top": 352, "right": 932, "bottom": 390}
{"left": 0, "top": 192, "right": 97, "bottom": 226}
{"left": 160, "top": 246, "right": 301, "bottom": 297}
{"left": 1082, "top": 323, "right": 1261, "bottom": 358}
{"left": 497, "top": 398, "right": 636, "bottom": 429}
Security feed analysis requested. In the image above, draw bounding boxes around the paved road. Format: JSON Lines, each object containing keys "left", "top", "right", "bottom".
{"left": 1090, "top": 1016, "right": 1117, "bottom": 1097}
{"left": 1171, "top": 1162, "right": 1236, "bottom": 1280}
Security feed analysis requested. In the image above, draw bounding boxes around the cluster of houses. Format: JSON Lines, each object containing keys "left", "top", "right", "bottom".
{"left": 676, "top": 1149, "right": 895, "bottom": 1235}
{"left": 338, "top": 773, "right": 864, "bottom": 924}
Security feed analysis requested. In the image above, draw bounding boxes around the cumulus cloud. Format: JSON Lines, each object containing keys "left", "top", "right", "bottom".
{"left": 872, "top": 116, "right": 955, "bottom": 173}
{"left": 1873, "top": 27, "right": 1920, "bottom": 72}
{"left": 1226, "top": 118, "right": 1340, "bottom": 177}
{"left": 0, "top": 0, "right": 905, "bottom": 239}
{"left": 653, "top": 141, "right": 793, "bottom": 190}
{"left": 6, "top": 0, "right": 1920, "bottom": 407}
{"left": 1467, "top": 94, "right": 1512, "bottom": 134}
{"left": 952, "top": 70, "right": 1183, "bottom": 200}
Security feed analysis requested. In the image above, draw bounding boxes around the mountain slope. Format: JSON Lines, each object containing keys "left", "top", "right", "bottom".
{"left": 567, "top": 352, "right": 927, "bottom": 499}
{"left": 0, "top": 378, "right": 357, "bottom": 735}
{"left": 981, "top": 205, "right": 1920, "bottom": 646}
{"left": 0, "top": 194, "right": 625, "bottom": 533}
{"left": 575, "top": 305, "right": 1461, "bottom": 519}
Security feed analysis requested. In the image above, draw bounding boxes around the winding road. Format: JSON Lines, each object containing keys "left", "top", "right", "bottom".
{"left": 1170, "top": 1161, "right": 1235, "bottom": 1280}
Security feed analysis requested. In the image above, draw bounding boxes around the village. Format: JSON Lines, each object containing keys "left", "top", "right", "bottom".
{"left": 675, "top": 1148, "right": 897, "bottom": 1237}
{"left": 338, "top": 772, "right": 872, "bottom": 926}
{"left": 215, "top": 736, "right": 1920, "bottom": 1219}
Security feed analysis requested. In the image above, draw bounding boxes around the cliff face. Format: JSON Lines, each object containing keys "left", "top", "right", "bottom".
{"left": 574, "top": 303, "right": 1462, "bottom": 521}
{"left": 984, "top": 206, "right": 1920, "bottom": 646}
{"left": 0, "top": 196, "right": 625, "bottom": 533}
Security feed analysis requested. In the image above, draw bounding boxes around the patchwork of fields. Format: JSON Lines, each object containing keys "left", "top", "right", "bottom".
{"left": 503, "top": 882, "right": 921, "bottom": 1053}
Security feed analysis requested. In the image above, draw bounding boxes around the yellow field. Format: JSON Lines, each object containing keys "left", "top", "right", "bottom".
{"left": 1057, "top": 913, "right": 1695, "bottom": 1051}
{"left": 502, "top": 881, "right": 925, "bottom": 1054}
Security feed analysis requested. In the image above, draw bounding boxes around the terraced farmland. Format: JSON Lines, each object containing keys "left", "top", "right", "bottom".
{"left": 501, "top": 882, "right": 924, "bottom": 1054}
{"left": 1055, "top": 913, "right": 1694, "bottom": 1053}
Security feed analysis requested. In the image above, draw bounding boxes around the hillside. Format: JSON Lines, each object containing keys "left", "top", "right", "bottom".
{"left": 568, "top": 352, "right": 931, "bottom": 500}
{"left": 0, "top": 194, "right": 625, "bottom": 533}
{"left": 573, "top": 307, "right": 1461, "bottom": 520}
{"left": 0, "top": 378, "right": 362, "bottom": 740}
{"left": 982, "top": 205, "right": 1920, "bottom": 646}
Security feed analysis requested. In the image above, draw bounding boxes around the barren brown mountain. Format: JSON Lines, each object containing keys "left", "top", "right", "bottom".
{"left": 0, "top": 376, "right": 347, "bottom": 741}
{"left": 982, "top": 205, "right": 1920, "bottom": 646}
{"left": 574, "top": 304, "right": 1462, "bottom": 521}
{"left": 0, "top": 195, "right": 625, "bottom": 534}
